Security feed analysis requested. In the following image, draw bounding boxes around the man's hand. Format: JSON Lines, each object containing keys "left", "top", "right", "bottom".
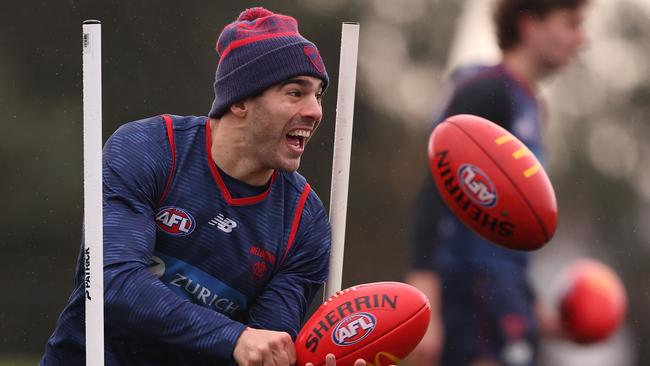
{"left": 233, "top": 327, "right": 296, "bottom": 366}
{"left": 536, "top": 301, "right": 568, "bottom": 340}
{"left": 306, "top": 353, "right": 368, "bottom": 366}
{"left": 406, "top": 319, "right": 443, "bottom": 366}
{"left": 404, "top": 270, "right": 444, "bottom": 366}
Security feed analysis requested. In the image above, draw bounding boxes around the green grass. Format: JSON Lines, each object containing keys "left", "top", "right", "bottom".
{"left": 0, "top": 355, "right": 40, "bottom": 366}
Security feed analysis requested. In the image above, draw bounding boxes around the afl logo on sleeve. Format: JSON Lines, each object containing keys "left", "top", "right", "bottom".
{"left": 155, "top": 206, "right": 196, "bottom": 236}
{"left": 331, "top": 312, "right": 377, "bottom": 346}
{"left": 458, "top": 164, "right": 498, "bottom": 208}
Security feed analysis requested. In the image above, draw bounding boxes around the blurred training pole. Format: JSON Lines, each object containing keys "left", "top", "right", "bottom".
{"left": 325, "top": 22, "right": 360, "bottom": 299}
{"left": 82, "top": 20, "right": 104, "bottom": 366}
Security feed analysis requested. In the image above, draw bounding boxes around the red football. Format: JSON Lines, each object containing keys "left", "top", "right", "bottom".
{"left": 295, "top": 282, "right": 430, "bottom": 366}
{"left": 560, "top": 259, "right": 627, "bottom": 344}
{"left": 427, "top": 114, "right": 557, "bottom": 250}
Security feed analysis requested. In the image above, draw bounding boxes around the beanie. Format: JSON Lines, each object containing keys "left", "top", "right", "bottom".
{"left": 208, "top": 7, "right": 329, "bottom": 118}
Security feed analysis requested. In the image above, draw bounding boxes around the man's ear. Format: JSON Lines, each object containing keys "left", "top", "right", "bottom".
{"left": 518, "top": 14, "right": 537, "bottom": 43}
{"left": 229, "top": 100, "right": 248, "bottom": 118}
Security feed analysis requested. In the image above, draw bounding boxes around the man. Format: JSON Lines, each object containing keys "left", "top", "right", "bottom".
{"left": 407, "top": 1, "right": 588, "bottom": 365}
{"left": 41, "top": 7, "right": 362, "bottom": 366}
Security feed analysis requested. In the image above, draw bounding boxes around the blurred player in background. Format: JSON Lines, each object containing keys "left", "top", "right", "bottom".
{"left": 406, "top": 0, "right": 589, "bottom": 365}
{"left": 41, "top": 7, "right": 367, "bottom": 366}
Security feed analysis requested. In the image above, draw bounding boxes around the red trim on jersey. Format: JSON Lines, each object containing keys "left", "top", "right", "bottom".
{"left": 205, "top": 119, "right": 275, "bottom": 206}
{"left": 280, "top": 183, "right": 311, "bottom": 266}
{"left": 220, "top": 32, "right": 298, "bottom": 59}
{"left": 497, "top": 63, "right": 537, "bottom": 100}
{"left": 158, "top": 114, "right": 176, "bottom": 204}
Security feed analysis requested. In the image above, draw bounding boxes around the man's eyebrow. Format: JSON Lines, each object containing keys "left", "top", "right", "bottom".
{"left": 280, "top": 78, "right": 324, "bottom": 91}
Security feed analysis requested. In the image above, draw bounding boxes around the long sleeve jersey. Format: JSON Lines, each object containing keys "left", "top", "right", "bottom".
{"left": 42, "top": 114, "right": 331, "bottom": 365}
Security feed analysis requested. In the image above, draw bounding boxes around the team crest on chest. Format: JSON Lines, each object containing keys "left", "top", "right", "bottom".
{"left": 155, "top": 206, "right": 196, "bottom": 236}
{"left": 249, "top": 246, "right": 276, "bottom": 280}
{"left": 251, "top": 261, "right": 268, "bottom": 279}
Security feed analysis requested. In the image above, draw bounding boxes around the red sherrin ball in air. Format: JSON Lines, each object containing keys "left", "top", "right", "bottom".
{"left": 427, "top": 114, "right": 557, "bottom": 250}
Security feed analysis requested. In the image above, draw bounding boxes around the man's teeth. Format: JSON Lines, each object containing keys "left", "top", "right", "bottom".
{"left": 287, "top": 130, "right": 311, "bottom": 138}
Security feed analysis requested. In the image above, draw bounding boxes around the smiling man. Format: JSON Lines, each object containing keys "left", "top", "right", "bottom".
{"left": 41, "top": 7, "right": 343, "bottom": 366}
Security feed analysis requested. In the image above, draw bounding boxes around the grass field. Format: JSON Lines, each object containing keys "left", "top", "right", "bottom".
{"left": 0, "top": 356, "right": 40, "bottom": 366}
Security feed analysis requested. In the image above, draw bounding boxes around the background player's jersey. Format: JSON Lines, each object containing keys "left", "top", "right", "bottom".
{"left": 411, "top": 63, "right": 544, "bottom": 275}
{"left": 42, "top": 115, "right": 331, "bottom": 365}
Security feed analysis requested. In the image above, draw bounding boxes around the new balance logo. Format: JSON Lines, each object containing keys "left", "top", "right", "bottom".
{"left": 209, "top": 214, "right": 238, "bottom": 233}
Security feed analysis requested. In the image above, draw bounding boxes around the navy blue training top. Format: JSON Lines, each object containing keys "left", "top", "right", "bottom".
{"left": 42, "top": 115, "right": 331, "bottom": 365}
{"left": 410, "top": 63, "right": 544, "bottom": 275}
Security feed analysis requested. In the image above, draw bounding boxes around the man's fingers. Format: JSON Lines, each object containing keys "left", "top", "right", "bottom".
{"left": 260, "top": 346, "right": 276, "bottom": 366}
{"left": 269, "top": 335, "right": 293, "bottom": 366}
{"left": 325, "top": 353, "right": 336, "bottom": 366}
{"left": 353, "top": 359, "right": 366, "bottom": 366}
{"left": 234, "top": 329, "right": 297, "bottom": 366}
{"left": 247, "top": 350, "right": 264, "bottom": 366}
{"left": 283, "top": 333, "right": 296, "bottom": 365}
{"left": 271, "top": 352, "right": 289, "bottom": 366}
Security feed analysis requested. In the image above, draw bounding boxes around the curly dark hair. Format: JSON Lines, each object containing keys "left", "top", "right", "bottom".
{"left": 494, "top": 0, "right": 588, "bottom": 50}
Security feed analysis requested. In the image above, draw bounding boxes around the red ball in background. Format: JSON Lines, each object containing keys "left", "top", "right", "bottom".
{"left": 560, "top": 259, "right": 627, "bottom": 344}
{"left": 427, "top": 114, "right": 557, "bottom": 250}
{"left": 295, "top": 282, "right": 430, "bottom": 366}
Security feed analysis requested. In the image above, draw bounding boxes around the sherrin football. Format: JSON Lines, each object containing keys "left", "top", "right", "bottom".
{"left": 560, "top": 259, "right": 627, "bottom": 344}
{"left": 428, "top": 114, "right": 557, "bottom": 250}
{"left": 295, "top": 282, "right": 430, "bottom": 366}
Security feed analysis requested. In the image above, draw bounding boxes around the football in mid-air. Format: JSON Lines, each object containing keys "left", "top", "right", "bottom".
{"left": 428, "top": 114, "right": 557, "bottom": 251}
{"left": 560, "top": 259, "right": 627, "bottom": 344}
{"left": 295, "top": 282, "right": 430, "bottom": 366}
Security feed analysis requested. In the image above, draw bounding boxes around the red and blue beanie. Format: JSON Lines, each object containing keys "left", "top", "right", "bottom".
{"left": 208, "top": 7, "right": 329, "bottom": 118}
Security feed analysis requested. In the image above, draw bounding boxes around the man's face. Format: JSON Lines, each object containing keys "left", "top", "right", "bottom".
{"left": 527, "top": 5, "right": 588, "bottom": 71}
{"left": 245, "top": 76, "right": 324, "bottom": 173}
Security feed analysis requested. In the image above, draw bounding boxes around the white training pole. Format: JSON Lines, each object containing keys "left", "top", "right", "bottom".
{"left": 325, "top": 22, "right": 360, "bottom": 299}
{"left": 82, "top": 19, "right": 104, "bottom": 366}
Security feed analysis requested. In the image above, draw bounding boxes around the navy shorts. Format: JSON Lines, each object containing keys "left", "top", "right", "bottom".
{"left": 440, "top": 270, "right": 539, "bottom": 366}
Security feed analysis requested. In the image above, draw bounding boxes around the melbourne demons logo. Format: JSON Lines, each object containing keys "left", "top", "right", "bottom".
{"left": 251, "top": 261, "right": 268, "bottom": 279}
{"left": 458, "top": 164, "right": 498, "bottom": 208}
{"left": 331, "top": 312, "right": 376, "bottom": 346}
{"left": 155, "top": 206, "right": 196, "bottom": 236}
{"left": 304, "top": 45, "right": 325, "bottom": 73}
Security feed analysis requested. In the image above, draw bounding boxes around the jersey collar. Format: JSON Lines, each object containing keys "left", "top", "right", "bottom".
{"left": 205, "top": 119, "right": 276, "bottom": 206}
